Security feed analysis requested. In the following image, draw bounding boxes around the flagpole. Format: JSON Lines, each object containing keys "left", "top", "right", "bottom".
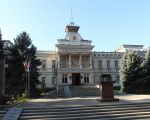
{"left": 18, "top": 49, "right": 31, "bottom": 99}
{"left": 24, "top": 55, "right": 31, "bottom": 98}
{"left": 25, "top": 71, "right": 28, "bottom": 98}
{"left": 27, "top": 70, "right": 30, "bottom": 98}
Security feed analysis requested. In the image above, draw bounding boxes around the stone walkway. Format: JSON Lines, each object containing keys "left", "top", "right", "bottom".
{"left": 21, "top": 94, "right": 150, "bottom": 108}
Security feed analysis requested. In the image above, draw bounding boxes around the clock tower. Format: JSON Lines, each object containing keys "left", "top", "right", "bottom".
{"left": 64, "top": 23, "right": 82, "bottom": 42}
{"left": 56, "top": 22, "right": 94, "bottom": 51}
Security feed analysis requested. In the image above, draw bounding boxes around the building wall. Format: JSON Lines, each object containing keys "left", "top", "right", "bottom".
{"left": 36, "top": 50, "right": 124, "bottom": 88}
{"left": 92, "top": 52, "right": 122, "bottom": 85}
{"left": 37, "top": 51, "right": 57, "bottom": 88}
{"left": 36, "top": 24, "right": 145, "bottom": 88}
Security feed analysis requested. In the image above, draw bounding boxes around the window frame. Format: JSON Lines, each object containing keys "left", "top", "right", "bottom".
{"left": 84, "top": 73, "right": 89, "bottom": 83}
{"left": 62, "top": 74, "right": 68, "bottom": 83}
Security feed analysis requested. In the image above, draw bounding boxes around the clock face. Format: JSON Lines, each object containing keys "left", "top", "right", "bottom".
{"left": 73, "top": 35, "right": 77, "bottom": 40}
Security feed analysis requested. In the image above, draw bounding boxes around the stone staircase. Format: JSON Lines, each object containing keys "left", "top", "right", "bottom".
{"left": 44, "top": 86, "right": 65, "bottom": 98}
{"left": 0, "top": 108, "right": 7, "bottom": 120}
{"left": 0, "top": 105, "right": 11, "bottom": 119}
{"left": 19, "top": 102, "right": 150, "bottom": 120}
{"left": 70, "top": 85, "right": 100, "bottom": 97}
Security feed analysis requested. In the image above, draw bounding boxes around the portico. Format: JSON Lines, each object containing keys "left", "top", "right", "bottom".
{"left": 57, "top": 53, "right": 92, "bottom": 85}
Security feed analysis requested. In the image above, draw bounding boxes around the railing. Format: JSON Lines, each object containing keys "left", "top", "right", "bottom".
{"left": 60, "top": 65, "right": 90, "bottom": 69}
{"left": 92, "top": 52, "right": 123, "bottom": 57}
{"left": 93, "top": 68, "right": 119, "bottom": 72}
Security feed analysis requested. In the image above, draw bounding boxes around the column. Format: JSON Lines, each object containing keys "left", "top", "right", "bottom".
{"left": 69, "top": 54, "right": 71, "bottom": 69}
{"left": 90, "top": 73, "right": 93, "bottom": 84}
{"left": 58, "top": 54, "right": 60, "bottom": 69}
{"left": 89, "top": 54, "right": 92, "bottom": 69}
{"left": 57, "top": 73, "right": 62, "bottom": 85}
{"left": 79, "top": 54, "right": 82, "bottom": 69}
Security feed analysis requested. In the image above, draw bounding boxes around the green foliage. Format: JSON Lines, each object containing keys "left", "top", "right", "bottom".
{"left": 119, "top": 50, "right": 143, "bottom": 93}
{"left": 5, "top": 32, "right": 41, "bottom": 97}
{"left": 140, "top": 48, "right": 150, "bottom": 92}
{"left": 9, "top": 95, "right": 29, "bottom": 104}
{"left": 143, "top": 48, "right": 150, "bottom": 73}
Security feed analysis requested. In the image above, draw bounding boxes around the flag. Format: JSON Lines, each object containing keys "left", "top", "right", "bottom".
{"left": 23, "top": 57, "right": 31, "bottom": 72}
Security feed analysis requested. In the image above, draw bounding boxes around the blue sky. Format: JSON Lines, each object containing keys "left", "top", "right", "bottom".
{"left": 0, "top": 0, "right": 150, "bottom": 51}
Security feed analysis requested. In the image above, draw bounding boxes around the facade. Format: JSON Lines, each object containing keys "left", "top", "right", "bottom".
{"left": 37, "top": 23, "right": 145, "bottom": 88}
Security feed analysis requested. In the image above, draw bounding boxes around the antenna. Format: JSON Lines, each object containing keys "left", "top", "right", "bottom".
{"left": 70, "top": 6, "right": 74, "bottom": 25}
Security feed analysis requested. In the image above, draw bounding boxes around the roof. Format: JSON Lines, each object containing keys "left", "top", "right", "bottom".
{"left": 114, "top": 44, "right": 144, "bottom": 52}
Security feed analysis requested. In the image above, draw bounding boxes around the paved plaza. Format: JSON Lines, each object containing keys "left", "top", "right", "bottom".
{"left": 21, "top": 94, "right": 150, "bottom": 108}
{"left": 1, "top": 94, "right": 150, "bottom": 120}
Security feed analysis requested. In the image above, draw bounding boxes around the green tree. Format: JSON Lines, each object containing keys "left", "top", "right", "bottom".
{"left": 119, "top": 50, "right": 142, "bottom": 93}
{"left": 141, "top": 48, "right": 150, "bottom": 92}
{"left": 5, "top": 32, "right": 41, "bottom": 97}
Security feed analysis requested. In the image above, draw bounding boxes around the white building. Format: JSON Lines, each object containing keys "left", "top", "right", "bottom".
{"left": 37, "top": 23, "right": 145, "bottom": 88}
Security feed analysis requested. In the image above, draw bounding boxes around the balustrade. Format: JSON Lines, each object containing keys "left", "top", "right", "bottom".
{"left": 58, "top": 54, "right": 91, "bottom": 70}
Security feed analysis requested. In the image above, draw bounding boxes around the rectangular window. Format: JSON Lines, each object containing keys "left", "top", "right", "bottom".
{"left": 98, "top": 60, "right": 102, "bottom": 69}
{"left": 42, "top": 60, "right": 46, "bottom": 69}
{"left": 52, "top": 76, "right": 55, "bottom": 84}
{"left": 82, "top": 61, "right": 86, "bottom": 68}
{"left": 52, "top": 60, "right": 56, "bottom": 69}
{"left": 115, "top": 61, "right": 118, "bottom": 69}
{"left": 62, "top": 75, "right": 67, "bottom": 83}
{"left": 62, "top": 57, "right": 67, "bottom": 68}
{"left": 107, "top": 60, "right": 110, "bottom": 70}
{"left": 82, "top": 56, "right": 89, "bottom": 68}
{"left": 84, "top": 74, "right": 89, "bottom": 83}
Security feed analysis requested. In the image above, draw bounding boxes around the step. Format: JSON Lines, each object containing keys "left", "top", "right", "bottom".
{"left": 0, "top": 107, "right": 10, "bottom": 119}
{"left": 19, "top": 103, "right": 150, "bottom": 120}
{"left": 21, "top": 102, "right": 150, "bottom": 112}
{"left": 2, "top": 107, "right": 23, "bottom": 120}
{"left": 21, "top": 107, "right": 150, "bottom": 117}
{"left": 70, "top": 86, "right": 100, "bottom": 95}
{"left": 19, "top": 111, "right": 150, "bottom": 120}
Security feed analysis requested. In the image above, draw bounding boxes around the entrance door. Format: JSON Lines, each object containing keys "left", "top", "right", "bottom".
{"left": 72, "top": 73, "right": 80, "bottom": 86}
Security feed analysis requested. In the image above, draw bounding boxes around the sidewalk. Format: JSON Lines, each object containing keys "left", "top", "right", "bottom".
{"left": 21, "top": 94, "right": 150, "bottom": 108}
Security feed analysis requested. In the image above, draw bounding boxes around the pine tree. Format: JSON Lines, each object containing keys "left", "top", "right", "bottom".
{"left": 143, "top": 48, "right": 150, "bottom": 73}
{"left": 5, "top": 32, "right": 41, "bottom": 97}
{"left": 119, "top": 50, "right": 142, "bottom": 93}
{"left": 141, "top": 48, "right": 150, "bottom": 92}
